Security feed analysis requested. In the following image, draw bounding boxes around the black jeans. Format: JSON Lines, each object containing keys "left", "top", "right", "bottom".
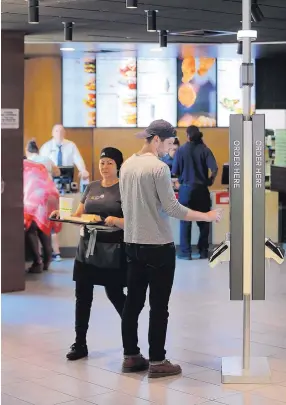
{"left": 75, "top": 280, "right": 126, "bottom": 344}
{"left": 25, "top": 221, "right": 52, "bottom": 265}
{"left": 122, "top": 243, "right": 176, "bottom": 362}
{"left": 179, "top": 184, "right": 211, "bottom": 255}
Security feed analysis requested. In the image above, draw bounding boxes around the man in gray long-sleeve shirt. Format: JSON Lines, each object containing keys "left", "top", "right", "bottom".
{"left": 120, "top": 120, "right": 221, "bottom": 378}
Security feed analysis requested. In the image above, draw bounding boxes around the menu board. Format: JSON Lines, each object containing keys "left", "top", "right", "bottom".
{"left": 137, "top": 58, "right": 177, "bottom": 127}
{"left": 62, "top": 57, "right": 96, "bottom": 127}
{"left": 217, "top": 59, "right": 256, "bottom": 127}
{"left": 177, "top": 57, "right": 217, "bottom": 127}
{"left": 96, "top": 57, "right": 137, "bottom": 127}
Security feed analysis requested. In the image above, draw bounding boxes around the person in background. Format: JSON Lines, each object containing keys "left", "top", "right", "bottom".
{"left": 26, "top": 139, "right": 60, "bottom": 178}
{"left": 161, "top": 137, "right": 180, "bottom": 172}
{"left": 119, "top": 120, "right": 222, "bottom": 378}
{"left": 172, "top": 125, "right": 218, "bottom": 260}
{"left": 40, "top": 124, "right": 89, "bottom": 261}
{"left": 24, "top": 159, "right": 61, "bottom": 273}
{"left": 52, "top": 148, "right": 127, "bottom": 361}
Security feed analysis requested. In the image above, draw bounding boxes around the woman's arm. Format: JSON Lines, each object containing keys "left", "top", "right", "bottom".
{"left": 73, "top": 202, "right": 85, "bottom": 218}
{"left": 105, "top": 216, "right": 124, "bottom": 229}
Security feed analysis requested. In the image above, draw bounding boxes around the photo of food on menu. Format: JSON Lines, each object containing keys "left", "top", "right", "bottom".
{"left": 96, "top": 57, "right": 137, "bottom": 127}
{"left": 83, "top": 58, "right": 96, "bottom": 126}
{"left": 177, "top": 57, "right": 217, "bottom": 127}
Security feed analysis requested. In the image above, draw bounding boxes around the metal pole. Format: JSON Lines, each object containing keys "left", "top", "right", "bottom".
{"left": 242, "top": 0, "right": 252, "bottom": 371}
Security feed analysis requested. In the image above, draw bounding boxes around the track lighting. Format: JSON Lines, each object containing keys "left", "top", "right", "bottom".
{"left": 159, "top": 30, "right": 168, "bottom": 48}
{"left": 237, "top": 42, "right": 243, "bottom": 55}
{"left": 145, "top": 10, "right": 158, "bottom": 32}
{"left": 63, "top": 22, "right": 74, "bottom": 41}
{"left": 126, "top": 0, "right": 137, "bottom": 9}
{"left": 28, "top": 0, "right": 39, "bottom": 24}
{"left": 251, "top": 0, "right": 264, "bottom": 22}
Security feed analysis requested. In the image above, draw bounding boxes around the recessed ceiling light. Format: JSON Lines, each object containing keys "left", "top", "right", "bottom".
{"left": 60, "top": 47, "right": 75, "bottom": 51}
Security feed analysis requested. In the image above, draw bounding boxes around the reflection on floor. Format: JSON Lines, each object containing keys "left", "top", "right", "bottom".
{"left": 2, "top": 258, "right": 286, "bottom": 405}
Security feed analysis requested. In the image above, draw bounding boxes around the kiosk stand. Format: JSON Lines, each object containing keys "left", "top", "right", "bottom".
{"left": 210, "top": 0, "right": 284, "bottom": 384}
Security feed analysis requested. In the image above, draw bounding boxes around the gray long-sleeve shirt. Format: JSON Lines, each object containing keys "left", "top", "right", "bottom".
{"left": 119, "top": 153, "right": 189, "bottom": 245}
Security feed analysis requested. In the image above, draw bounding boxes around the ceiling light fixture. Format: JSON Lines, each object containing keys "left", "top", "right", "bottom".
{"left": 63, "top": 22, "right": 74, "bottom": 41}
{"left": 145, "top": 10, "right": 158, "bottom": 32}
{"left": 251, "top": 0, "right": 264, "bottom": 22}
{"left": 126, "top": 0, "right": 138, "bottom": 9}
{"left": 150, "top": 47, "right": 162, "bottom": 52}
{"left": 28, "top": 0, "right": 39, "bottom": 24}
{"left": 60, "top": 47, "right": 75, "bottom": 52}
{"left": 159, "top": 29, "right": 168, "bottom": 48}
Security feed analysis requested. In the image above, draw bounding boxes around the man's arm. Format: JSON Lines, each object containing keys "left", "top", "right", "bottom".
{"left": 73, "top": 144, "right": 89, "bottom": 177}
{"left": 206, "top": 148, "right": 218, "bottom": 186}
{"left": 154, "top": 165, "right": 221, "bottom": 222}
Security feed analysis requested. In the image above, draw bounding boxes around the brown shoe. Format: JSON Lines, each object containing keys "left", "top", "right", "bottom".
{"left": 122, "top": 354, "right": 149, "bottom": 373}
{"left": 148, "top": 360, "right": 182, "bottom": 378}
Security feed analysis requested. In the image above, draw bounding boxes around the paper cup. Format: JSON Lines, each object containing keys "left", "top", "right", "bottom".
{"left": 59, "top": 196, "right": 74, "bottom": 219}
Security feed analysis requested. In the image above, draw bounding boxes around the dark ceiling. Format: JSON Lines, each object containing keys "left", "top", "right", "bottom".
{"left": 2, "top": 0, "right": 286, "bottom": 44}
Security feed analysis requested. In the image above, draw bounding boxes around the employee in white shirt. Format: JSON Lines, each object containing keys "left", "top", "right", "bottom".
{"left": 40, "top": 124, "right": 89, "bottom": 179}
{"left": 40, "top": 124, "right": 89, "bottom": 261}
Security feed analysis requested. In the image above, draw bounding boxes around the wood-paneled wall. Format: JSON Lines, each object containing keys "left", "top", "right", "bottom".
{"left": 24, "top": 56, "right": 229, "bottom": 189}
{"left": 93, "top": 128, "right": 229, "bottom": 190}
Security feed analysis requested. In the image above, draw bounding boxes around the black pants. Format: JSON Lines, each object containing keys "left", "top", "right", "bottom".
{"left": 25, "top": 221, "right": 52, "bottom": 265}
{"left": 75, "top": 280, "right": 126, "bottom": 344}
{"left": 122, "top": 243, "right": 176, "bottom": 362}
{"left": 179, "top": 185, "right": 211, "bottom": 255}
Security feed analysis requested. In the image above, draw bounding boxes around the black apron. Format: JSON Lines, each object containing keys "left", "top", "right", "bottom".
{"left": 73, "top": 225, "right": 127, "bottom": 287}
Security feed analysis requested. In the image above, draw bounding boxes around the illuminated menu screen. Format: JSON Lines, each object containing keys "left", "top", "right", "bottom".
{"left": 62, "top": 57, "right": 96, "bottom": 128}
{"left": 217, "top": 59, "right": 256, "bottom": 127}
{"left": 96, "top": 57, "right": 137, "bottom": 127}
{"left": 177, "top": 57, "right": 217, "bottom": 127}
{"left": 137, "top": 58, "right": 177, "bottom": 127}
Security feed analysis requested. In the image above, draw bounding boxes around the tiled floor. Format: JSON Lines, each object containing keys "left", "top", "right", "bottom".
{"left": 2, "top": 258, "right": 286, "bottom": 405}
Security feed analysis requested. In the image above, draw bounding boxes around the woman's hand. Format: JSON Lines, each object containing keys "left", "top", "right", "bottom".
{"left": 50, "top": 210, "right": 60, "bottom": 219}
{"left": 105, "top": 216, "right": 124, "bottom": 229}
{"left": 105, "top": 216, "right": 116, "bottom": 227}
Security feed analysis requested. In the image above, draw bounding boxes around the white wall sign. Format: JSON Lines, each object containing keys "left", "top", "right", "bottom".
{"left": 1, "top": 109, "right": 20, "bottom": 129}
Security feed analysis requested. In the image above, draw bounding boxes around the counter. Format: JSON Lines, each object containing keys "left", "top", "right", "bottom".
{"left": 58, "top": 193, "right": 82, "bottom": 257}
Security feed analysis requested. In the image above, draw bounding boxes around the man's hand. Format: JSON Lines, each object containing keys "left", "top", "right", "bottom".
{"left": 206, "top": 208, "right": 223, "bottom": 223}
{"left": 79, "top": 169, "right": 89, "bottom": 180}
{"left": 105, "top": 216, "right": 116, "bottom": 227}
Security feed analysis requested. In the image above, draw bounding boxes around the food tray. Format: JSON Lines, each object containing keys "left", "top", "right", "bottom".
{"left": 49, "top": 217, "right": 105, "bottom": 226}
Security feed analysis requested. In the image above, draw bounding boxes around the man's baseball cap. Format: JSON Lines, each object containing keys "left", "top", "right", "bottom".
{"left": 136, "top": 119, "right": 176, "bottom": 140}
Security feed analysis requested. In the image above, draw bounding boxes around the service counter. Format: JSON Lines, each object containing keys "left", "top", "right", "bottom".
{"left": 58, "top": 193, "right": 82, "bottom": 257}
{"left": 57, "top": 190, "right": 279, "bottom": 258}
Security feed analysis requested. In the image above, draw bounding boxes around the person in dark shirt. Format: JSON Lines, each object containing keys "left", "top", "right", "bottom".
{"left": 172, "top": 126, "right": 218, "bottom": 259}
{"left": 161, "top": 137, "right": 180, "bottom": 173}
{"left": 51, "top": 147, "right": 127, "bottom": 361}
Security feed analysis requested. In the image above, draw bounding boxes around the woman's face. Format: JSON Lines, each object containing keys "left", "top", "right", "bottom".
{"left": 99, "top": 157, "right": 118, "bottom": 179}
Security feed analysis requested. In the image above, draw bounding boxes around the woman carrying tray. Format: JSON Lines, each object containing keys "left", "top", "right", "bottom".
{"left": 52, "top": 147, "right": 127, "bottom": 361}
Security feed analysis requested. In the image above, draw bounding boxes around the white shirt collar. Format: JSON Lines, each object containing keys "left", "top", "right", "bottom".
{"left": 51, "top": 138, "right": 68, "bottom": 148}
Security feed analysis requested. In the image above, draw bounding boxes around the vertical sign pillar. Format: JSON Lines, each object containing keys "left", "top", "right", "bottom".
{"left": 252, "top": 114, "right": 266, "bottom": 300}
{"left": 229, "top": 114, "right": 244, "bottom": 301}
{"left": 221, "top": 0, "right": 270, "bottom": 384}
